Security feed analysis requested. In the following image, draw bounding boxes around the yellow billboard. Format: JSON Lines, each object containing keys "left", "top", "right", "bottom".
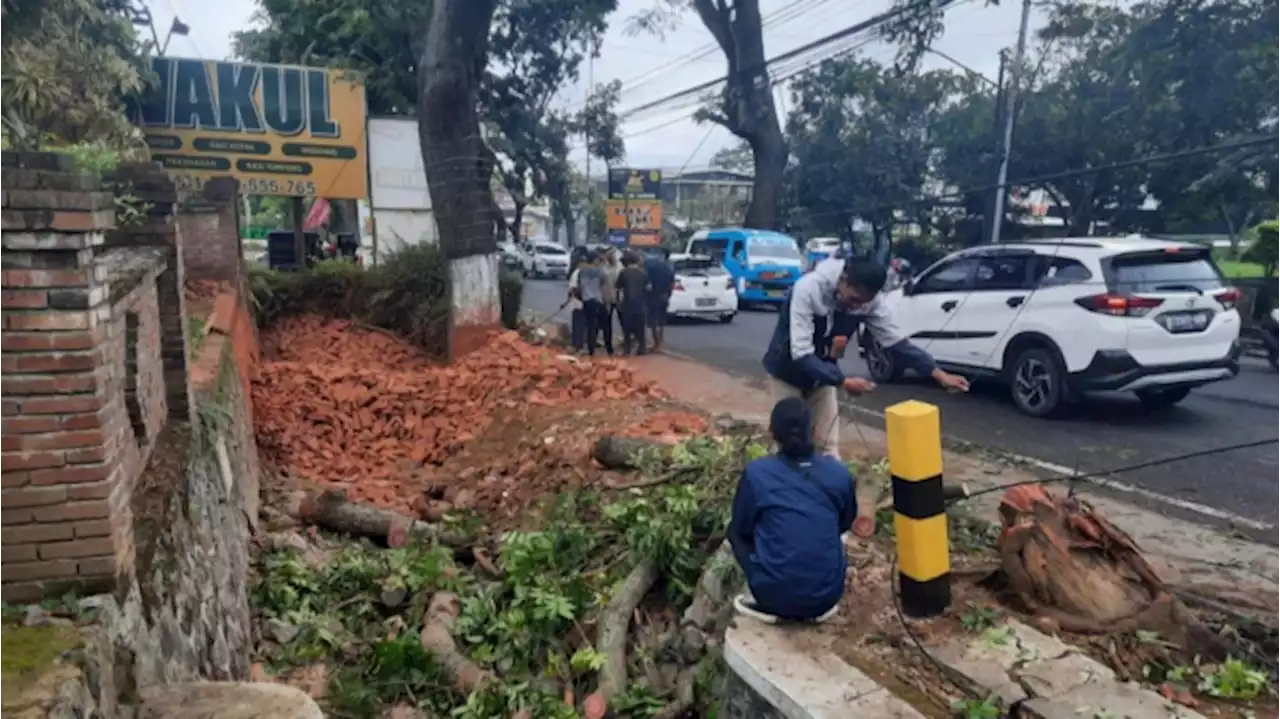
{"left": 134, "top": 57, "right": 368, "bottom": 199}
{"left": 605, "top": 199, "right": 663, "bottom": 231}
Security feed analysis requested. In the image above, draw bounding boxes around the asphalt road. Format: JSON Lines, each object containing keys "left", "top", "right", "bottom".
{"left": 524, "top": 279, "right": 1280, "bottom": 535}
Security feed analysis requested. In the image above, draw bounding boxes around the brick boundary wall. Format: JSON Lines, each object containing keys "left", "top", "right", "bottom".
{"left": 176, "top": 177, "right": 244, "bottom": 286}
{"left": 1, "top": 153, "right": 194, "bottom": 601}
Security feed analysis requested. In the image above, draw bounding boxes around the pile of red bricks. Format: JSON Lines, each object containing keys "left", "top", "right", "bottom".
{"left": 1, "top": 151, "right": 186, "bottom": 601}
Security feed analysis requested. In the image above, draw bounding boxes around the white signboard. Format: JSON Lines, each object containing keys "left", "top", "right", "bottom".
{"left": 368, "top": 117, "right": 433, "bottom": 211}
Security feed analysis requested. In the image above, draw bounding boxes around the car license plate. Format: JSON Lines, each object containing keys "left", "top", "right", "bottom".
{"left": 695, "top": 297, "right": 717, "bottom": 308}
{"left": 1159, "top": 311, "right": 1210, "bottom": 333}
{"left": 766, "top": 290, "right": 783, "bottom": 298}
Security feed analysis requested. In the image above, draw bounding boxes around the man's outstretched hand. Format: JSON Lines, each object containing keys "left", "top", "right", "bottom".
{"left": 931, "top": 369, "right": 970, "bottom": 393}
{"left": 842, "top": 377, "right": 875, "bottom": 395}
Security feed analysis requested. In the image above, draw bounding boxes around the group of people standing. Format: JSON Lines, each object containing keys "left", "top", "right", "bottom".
{"left": 567, "top": 247, "right": 675, "bottom": 356}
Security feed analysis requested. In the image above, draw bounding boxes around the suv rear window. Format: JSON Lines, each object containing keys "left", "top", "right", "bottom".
{"left": 1109, "top": 250, "right": 1223, "bottom": 293}
{"left": 674, "top": 258, "right": 726, "bottom": 275}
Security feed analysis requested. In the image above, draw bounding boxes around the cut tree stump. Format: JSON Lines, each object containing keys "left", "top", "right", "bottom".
{"left": 992, "top": 485, "right": 1234, "bottom": 658}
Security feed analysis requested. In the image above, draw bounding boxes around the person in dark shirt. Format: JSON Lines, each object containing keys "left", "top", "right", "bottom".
{"left": 643, "top": 249, "right": 675, "bottom": 351}
{"left": 729, "top": 397, "right": 856, "bottom": 621}
{"left": 616, "top": 251, "right": 651, "bottom": 355}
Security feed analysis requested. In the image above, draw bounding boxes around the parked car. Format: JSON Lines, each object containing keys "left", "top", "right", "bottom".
{"left": 804, "top": 237, "right": 842, "bottom": 272}
{"left": 857, "top": 236, "right": 1242, "bottom": 417}
{"left": 526, "top": 241, "right": 571, "bottom": 279}
{"left": 685, "top": 228, "right": 803, "bottom": 306}
{"left": 498, "top": 240, "right": 526, "bottom": 271}
{"left": 666, "top": 253, "right": 738, "bottom": 323}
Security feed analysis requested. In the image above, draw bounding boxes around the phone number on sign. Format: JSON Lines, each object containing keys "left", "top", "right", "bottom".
{"left": 172, "top": 175, "right": 318, "bottom": 196}
{"left": 243, "top": 178, "right": 318, "bottom": 196}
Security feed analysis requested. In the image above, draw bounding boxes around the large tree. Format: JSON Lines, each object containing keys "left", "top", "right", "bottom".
{"left": 784, "top": 57, "right": 970, "bottom": 254}
{"left": 631, "top": 0, "right": 784, "bottom": 229}
{"left": 235, "top": 0, "right": 621, "bottom": 247}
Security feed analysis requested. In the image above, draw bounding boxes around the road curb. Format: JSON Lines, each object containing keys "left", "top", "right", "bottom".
{"left": 723, "top": 617, "right": 928, "bottom": 718}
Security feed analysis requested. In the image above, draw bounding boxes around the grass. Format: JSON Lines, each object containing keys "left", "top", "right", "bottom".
{"left": 1217, "top": 259, "right": 1267, "bottom": 279}
{"left": 0, "top": 624, "right": 81, "bottom": 695}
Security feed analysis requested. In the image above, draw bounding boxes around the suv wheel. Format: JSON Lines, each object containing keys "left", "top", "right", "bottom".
{"left": 1010, "top": 347, "right": 1064, "bottom": 417}
{"left": 1135, "top": 387, "right": 1191, "bottom": 409}
{"left": 861, "top": 330, "right": 902, "bottom": 383}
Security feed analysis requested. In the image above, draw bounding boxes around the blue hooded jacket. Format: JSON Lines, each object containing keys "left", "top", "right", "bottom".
{"left": 730, "top": 453, "right": 857, "bottom": 619}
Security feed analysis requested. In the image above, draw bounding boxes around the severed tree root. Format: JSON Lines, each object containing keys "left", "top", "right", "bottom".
{"left": 419, "top": 591, "right": 492, "bottom": 695}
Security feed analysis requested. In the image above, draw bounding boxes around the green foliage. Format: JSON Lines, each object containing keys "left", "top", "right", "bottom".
{"left": 454, "top": 520, "right": 602, "bottom": 675}
{"left": 1198, "top": 658, "right": 1270, "bottom": 701}
{"left": 1, "top": 0, "right": 148, "bottom": 150}
{"left": 253, "top": 434, "right": 759, "bottom": 717}
{"left": 1243, "top": 220, "right": 1279, "bottom": 278}
{"left": 784, "top": 58, "right": 974, "bottom": 246}
{"left": 950, "top": 694, "right": 1001, "bottom": 719}
{"left": 959, "top": 603, "right": 1000, "bottom": 633}
{"left": 249, "top": 244, "right": 450, "bottom": 356}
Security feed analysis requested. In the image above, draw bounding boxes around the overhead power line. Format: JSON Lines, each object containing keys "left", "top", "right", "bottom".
{"left": 616, "top": 0, "right": 839, "bottom": 101}
{"left": 619, "top": 0, "right": 963, "bottom": 119}
{"left": 803, "top": 135, "right": 1280, "bottom": 221}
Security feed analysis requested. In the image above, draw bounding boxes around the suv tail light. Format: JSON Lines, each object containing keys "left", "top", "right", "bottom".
{"left": 672, "top": 279, "right": 685, "bottom": 292}
{"left": 725, "top": 277, "right": 735, "bottom": 291}
{"left": 1074, "top": 293, "right": 1164, "bottom": 317}
{"left": 1213, "top": 287, "right": 1241, "bottom": 309}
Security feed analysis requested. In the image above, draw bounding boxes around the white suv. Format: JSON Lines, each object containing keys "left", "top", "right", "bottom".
{"left": 858, "top": 237, "right": 1242, "bottom": 417}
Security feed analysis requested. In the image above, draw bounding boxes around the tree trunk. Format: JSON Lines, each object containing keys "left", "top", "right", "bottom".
{"left": 693, "top": 0, "right": 787, "bottom": 230}
{"left": 417, "top": 0, "right": 502, "bottom": 260}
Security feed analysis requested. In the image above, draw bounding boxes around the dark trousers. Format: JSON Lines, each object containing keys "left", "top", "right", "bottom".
{"left": 570, "top": 308, "right": 586, "bottom": 351}
{"left": 583, "top": 299, "right": 613, "bottom": 355}
{"left": 620, "top": 304, "right": 647, "bottom": 355}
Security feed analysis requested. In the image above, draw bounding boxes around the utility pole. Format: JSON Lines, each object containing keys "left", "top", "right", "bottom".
{"left": 583, "top": 37, "right": 594, "bottom": 247}
{"left": 988, "top": 0, "right": 1032, "bottom": 245}
{"left": 980, "top": 50, "right": 1008, "bottom": 247}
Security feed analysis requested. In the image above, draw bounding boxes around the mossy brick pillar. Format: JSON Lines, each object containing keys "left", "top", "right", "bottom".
{"left": 0, "top": 151, "right": 130, "bottom": 601}
{"left": 106, "top": 162, "right": 195, "bottom": 425}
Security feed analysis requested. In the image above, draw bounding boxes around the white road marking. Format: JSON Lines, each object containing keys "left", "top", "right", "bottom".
{"left": 836, "top": 401, "right": 1276, "bottom": 532}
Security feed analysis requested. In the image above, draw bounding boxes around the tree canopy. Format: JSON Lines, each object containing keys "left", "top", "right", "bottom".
{"left": 236, "top": 0, "right": 623, "bottom": 245}
{"left": 1, "top": 0, "right": 148, "bottom": 151}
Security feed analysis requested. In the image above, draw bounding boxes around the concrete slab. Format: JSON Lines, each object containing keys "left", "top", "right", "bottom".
{"left": 724, "top": 617, "right": 926, "bottom": 719}
{"left": 1023, "top": 681, "right": 1208, "bottom": 719}
{"left": 1015, "top": 652, "right": 1114, "bottom": 700}
{"left": 926, "top": 619, "right": 1074, "bottom": 705}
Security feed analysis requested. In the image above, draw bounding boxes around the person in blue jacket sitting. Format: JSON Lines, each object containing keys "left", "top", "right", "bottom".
{"left": 762, "top": 257, "right": 970, "bottom": 459}
{"left": 729, "top": 397, "right": 857, "bottom": 622}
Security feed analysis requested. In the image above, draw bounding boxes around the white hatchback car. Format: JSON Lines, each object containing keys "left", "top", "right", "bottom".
{"left": 666, "top": 253, "right": 739, "bottom": 323}
{"left": 525, "top": 241, "right": 570, "bottom": 279}
{"left": 858, "top": 237, "right": 1242, "bottom": 417}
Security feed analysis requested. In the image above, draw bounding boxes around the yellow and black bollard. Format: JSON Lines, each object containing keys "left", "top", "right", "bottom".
{"left": 885, "top": 400, "right": 950, "bottom": 618}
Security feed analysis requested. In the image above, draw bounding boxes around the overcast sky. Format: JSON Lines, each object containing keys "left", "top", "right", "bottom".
{"left": 145, "top": 0, "right": 1045, "bottom": 175}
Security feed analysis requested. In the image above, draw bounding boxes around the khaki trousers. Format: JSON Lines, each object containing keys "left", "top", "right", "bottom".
{"left": 767, "top": 377, "right": 840, "bottom": 460}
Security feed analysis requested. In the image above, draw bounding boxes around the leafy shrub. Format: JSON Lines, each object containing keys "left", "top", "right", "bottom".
{"left": 248, "top": 244, "right": 449, "bottom": 355}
